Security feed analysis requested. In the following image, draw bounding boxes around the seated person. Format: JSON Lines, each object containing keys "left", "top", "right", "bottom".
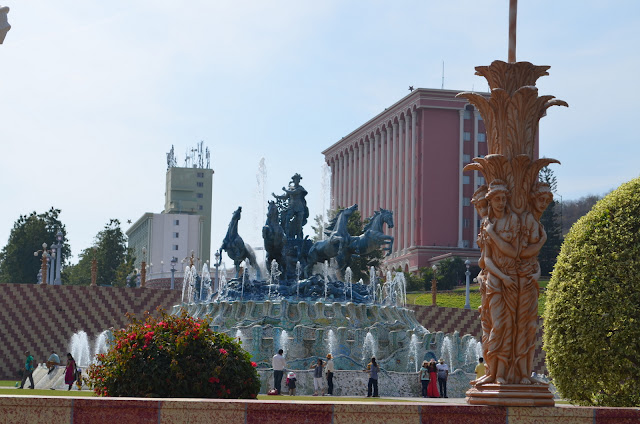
{"left": 46, "top": 350, "right": 61, "bottom": 374}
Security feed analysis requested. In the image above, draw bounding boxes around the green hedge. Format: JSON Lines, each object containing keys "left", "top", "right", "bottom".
{"left": 544, "top": 177, "right": 640, "bottom": 407}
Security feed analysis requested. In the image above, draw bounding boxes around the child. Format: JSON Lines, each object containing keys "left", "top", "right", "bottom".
{"left": 286, "top": 371, "right": 297, "bottom": 396}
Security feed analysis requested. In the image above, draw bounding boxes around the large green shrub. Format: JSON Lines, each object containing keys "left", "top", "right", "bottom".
{"left": 543, "top": 177, "right": 640, "bottom": 407}
{"left": 87, "top": 310, "right": 260, "bottom": 398}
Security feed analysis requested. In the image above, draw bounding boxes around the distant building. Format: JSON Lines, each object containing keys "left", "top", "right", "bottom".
{"left": 322, "top": 88, "right": 539, "bottom": 273}
{"left": 127, "top": 143, "right": 214, "bottom": 288}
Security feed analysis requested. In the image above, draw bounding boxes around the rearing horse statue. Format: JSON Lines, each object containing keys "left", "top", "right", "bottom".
{"left": 348, "top": 208, "right": 394, "bottom": 257}
{"left": 262, "top": 200, "right": 286, "bottom": 273}
{"left": 305, "top": 203, "right": 358, "bottom": 277}
{"left": 220, "top": 206, "right": 262, "bottom": 280}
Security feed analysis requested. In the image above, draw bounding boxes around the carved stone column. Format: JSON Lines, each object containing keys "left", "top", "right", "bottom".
{"left": 460, "top": 60, "right": 567, "bottom": 407}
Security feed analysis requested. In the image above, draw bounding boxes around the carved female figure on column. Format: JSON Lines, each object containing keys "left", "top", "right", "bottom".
{"left": 515, "top": 182, "right": 552, "bottom": 384}
{"left": 471, "top": 185, "right": 491, "bottom": 360}
{"left": 479, "top": 180, "right": 520, "bottom": 384}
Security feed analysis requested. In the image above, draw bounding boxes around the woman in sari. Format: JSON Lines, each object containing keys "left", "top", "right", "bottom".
{"left": 426, "top": 359, "right": 440, "bottom": 398}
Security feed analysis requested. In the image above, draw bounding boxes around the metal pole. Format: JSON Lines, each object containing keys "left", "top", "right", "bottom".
{"left": 55, "top": 244, "right": 62, "bottom": 284}
{"left": 464, "top": 260, "right": 471, "bottom": 309}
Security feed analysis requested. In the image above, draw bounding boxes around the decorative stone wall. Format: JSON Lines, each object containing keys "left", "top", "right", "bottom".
{"left": 0, "top": 284, "right": 180, "bottom": 380}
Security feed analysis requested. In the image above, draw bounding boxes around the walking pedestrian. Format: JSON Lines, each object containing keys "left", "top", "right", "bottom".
{"left": 18, "top": 350, "right": 36, "bottom": 389}
{"left": 272, "top": 349, "right": 286, "bottom": 395}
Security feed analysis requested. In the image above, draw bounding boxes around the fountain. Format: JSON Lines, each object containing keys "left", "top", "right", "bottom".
{"left": 170, "top": 172, "right": 485, "bottom": 396}
{"left": 69, "top": 331, "right": 91, "bottom": 368}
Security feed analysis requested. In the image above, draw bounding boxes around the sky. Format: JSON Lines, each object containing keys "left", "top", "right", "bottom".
{"left": 0, "top": 1, "right": 639, "bottom": 265}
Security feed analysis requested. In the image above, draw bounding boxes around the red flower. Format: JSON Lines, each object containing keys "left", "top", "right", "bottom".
{"left": 209, "top": 377, "right": 220, "bottom": 384}
{"left": 250, "top": 361, "right": 257, "bottom": 367}
{"left": 219, "top": 348, "right": 228, "bottom": 355}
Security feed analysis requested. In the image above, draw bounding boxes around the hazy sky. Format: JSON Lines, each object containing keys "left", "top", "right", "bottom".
{"left": 1, "top": 1, "right": 638, "bottom": 264}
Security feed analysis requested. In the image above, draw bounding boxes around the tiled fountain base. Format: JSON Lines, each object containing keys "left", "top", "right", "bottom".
{"left": 0, "top": 396, "right": 638, "bottom": 424}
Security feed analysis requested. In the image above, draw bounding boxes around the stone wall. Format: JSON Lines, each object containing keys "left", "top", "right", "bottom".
{"left": 0, "top": 284, "right": 180, "bottom": 380}
{"left": 409, "top": 305, "right": 547, "bottom": 375}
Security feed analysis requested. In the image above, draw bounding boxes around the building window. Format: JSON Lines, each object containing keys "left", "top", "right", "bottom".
{"left": 197, "top": 172, "right": 204, "bottom": 178}
{"left": 172, "top": 245, "right": 179, "bottom": 251}
{"left": 197, "top": 193, "right": 204, "bottom": 198}
{"left": 463, "top": 132, "right": 471, "bottom": 141}
{"left": 463, "top": 154, "right": 471, "bottom": 163}
{"left": 462, "top": 240, "right": 469, "bottom": 248}
{"left": 463, "top": 175, "right": 470, "bottom": 185}
{"left": 478, "top": 133, "right": 486, "bottom": 142}
{"left": 463, "top": 218, "right": 470, "bottom": 228}
{"left": 477, "top": 176, "right": 485, "bottom": 186}
{"left": 197, "top": 182, "right": 204, "bottom": 187}
{"left": 463, "top": 197, "right": 471, "bottom": 206}
{"left": 198, "top": 205, "right": 203, "bottom": 211}
{"left": 464, "top": 110, "right": 471, "bottom": 120}
{"left": 173, "top": 232, "right": 179, "bottom": 238}
{"left": 174, "top": 219, "right": 180, "bottom": 225}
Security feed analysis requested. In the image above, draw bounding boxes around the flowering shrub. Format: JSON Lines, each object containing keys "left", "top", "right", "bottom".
{"left": 86, "top": 309, "right": 260, "bottom": 398}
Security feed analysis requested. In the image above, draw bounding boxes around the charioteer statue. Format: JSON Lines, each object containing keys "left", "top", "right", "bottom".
{"left": 272, "top": 173, "right": 309, "bottom": 240}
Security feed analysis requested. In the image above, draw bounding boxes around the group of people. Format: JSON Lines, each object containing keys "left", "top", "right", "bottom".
{"left": 272, "top": 349, "right": 337, "bottom": 396}
{"left": 18, "top": 349, "right": 82, "bottom": 391}
{"left": 418, "top": 358, "right": 449, "bottom": 398}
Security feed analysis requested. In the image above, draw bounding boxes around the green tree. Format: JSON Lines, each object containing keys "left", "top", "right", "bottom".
{"left": 64, "top": 219, "right": 134, "bottom": 286}
{"left": 544, "top": 177, "right": 640, "bottom": 407}
{"left": 0, "top": 208, "right": 70, "bottom": 284}
{"left": 434, "top": 257, "right": 466, "bottom": 291}
{"left": 538, "top": 166, "right": 563, "bottom": 276}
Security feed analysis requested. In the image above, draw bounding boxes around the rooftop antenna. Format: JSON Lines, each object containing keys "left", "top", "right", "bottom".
{"left": 441, "top": 61, "right": 445, "bottom": 90}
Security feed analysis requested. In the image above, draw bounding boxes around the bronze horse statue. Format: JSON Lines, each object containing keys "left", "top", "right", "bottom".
{"left": 305, "top": 203, "right": 358, "bottom": 277}
{"left": 348, "top": 208, "right": 394, "bottom": 257}
{"left": 220, "top": 206, "right": 261, "bottom": 280}
{"left": 262, "top": 200, "right": 286, "bottom": 273}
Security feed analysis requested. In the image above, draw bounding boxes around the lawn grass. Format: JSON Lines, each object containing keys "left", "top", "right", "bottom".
{"left": 0, "top": 388, "right": 95, "bottom": 397}
{"left": 407, "top": 278, "right": 549, "bottom": 317}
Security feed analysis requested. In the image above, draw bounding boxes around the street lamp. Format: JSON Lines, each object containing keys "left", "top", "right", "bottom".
{"left": 170, "top": 257, "right": 177, "bottom": 290}
{"left": 214, "top": 250, "right": 221, "bottom": 294}
{"left": 51, "top": 230, "right": 64, "bottom": 285}
{"left": 141, "top": 247, "right": 147, "bottom": 288}
{"left": 464, "top": 259, "right": 471, "bottom": 309}
{"left": 431, "top": 264, "right": 438, "bottom": 306}
{"left": 34, "top": 243, "right": 50, "bottom": 285}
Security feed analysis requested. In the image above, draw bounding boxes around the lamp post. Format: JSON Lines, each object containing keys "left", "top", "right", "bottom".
{"left": 464, "top": 259, "right": 471, "bottom": 309}
{"left": 90, "top": 246, "right": 97, "bottom": 286}
{"left": 140, "top": 247, "right": 147, "bottom": 288}
{"left": 51, "top": 230, "right": 64, "bottom": 285}
{"left": 214, "top": 250, "right": 221, "bottom": 293}
{"left": 431, "top": 264, "right": 438, "bottom": 306}
{"left": 170, "top": 257, "right": 177, "bottom": 290}
{"left": 47, "top": 251, "right": 55, "bottom": 284}
{"left": 34, "top": 243, "right": 49, "bottom": 285}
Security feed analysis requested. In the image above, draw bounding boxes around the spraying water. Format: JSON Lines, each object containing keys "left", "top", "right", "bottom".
{"left": 440, "top": 335, "right": 454, "bottom": 371}
{"left": 279, "top": 330, "right": 289, "bottom": 357}
{"left": 323, "top": 261, "right": 330, "bottom": 301}
{"left": 69, "top": 331, "right": 92, "bottom": 368}
{"left": 327, "top": 329, "right": 337, "bottom": 357}
{"left": 296, "top": 261, "right": 301, "bottom": 299}
{"left": 344, "top": 267, "right": 353, "bottom": 301}
{"left": 362, "top": 332, "right": 378, "bottom": 364}
{"left": 93, "top": 330, "right": 110, "bottom": 359}
{"left": 201, "top": 263, "right": 212, "bottom": 302}
{"left": 235, "top": 329, "right": 246, "bottom": 346}
{"left": 464, "top": 337, "right": 483, "bottom": 366}
{"left": 370, "top": 266, "right": 376, "bottom": 304}
{"left": 408, "top": 333, "right": 420, "bottom": 372}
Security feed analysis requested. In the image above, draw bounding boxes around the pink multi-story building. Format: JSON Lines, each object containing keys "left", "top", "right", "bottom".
{"left": 322, "top": 88, "right": 540, "bottom": 273}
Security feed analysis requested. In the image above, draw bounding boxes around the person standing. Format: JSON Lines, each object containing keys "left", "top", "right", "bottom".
{"left": 64, "top": 353, "right": 77, "bottom": 391}
{"left": 18, "top": 350, "right": 36, "bottom": 389}
{"left": 418, "top": 360, "right": 429, "bottom": 398}
{"left": 426, "top": 359, "right": 440, "bottom": 398}
{"left": 475, "top": 357, "right": 487, "bottom": 381}
{"left": 436, "top": 358, "right": 449, "bottom": 398}
{"left": 325, "top": 354, "right": 335, "bottom": 396}
{"left": 364, "top": 357, "right": 380, "bottom": 397}
{"left": 311, "top": 358, "right": 324, "bottom": 396}
{"left": 272, "top": 349, "right": 286, "bottom": 395}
